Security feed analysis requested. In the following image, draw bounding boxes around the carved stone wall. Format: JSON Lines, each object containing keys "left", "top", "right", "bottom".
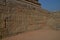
{"left": 48, "top": 12, "right": 60, "bottom": 30}
{"left": 0, "top": 0, "right": 49, "bottom": 38}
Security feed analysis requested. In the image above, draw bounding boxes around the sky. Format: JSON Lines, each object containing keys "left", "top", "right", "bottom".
{"left": 38, "top": 0, "right": 60, "bottom": 11}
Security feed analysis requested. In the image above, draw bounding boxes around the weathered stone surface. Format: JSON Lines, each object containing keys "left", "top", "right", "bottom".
{"left": 1, "top": 0, "right": 60, "bottom": 39}
{"left": 51, "top": 12, "right": 60, "bottom": 30}
{"left": 47, "top": 12, "right": 60, "bottom": 30}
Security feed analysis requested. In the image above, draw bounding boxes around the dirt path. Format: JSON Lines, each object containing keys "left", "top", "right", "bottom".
{"left": 2, "top": 29, "right": 60, "bottom": 40}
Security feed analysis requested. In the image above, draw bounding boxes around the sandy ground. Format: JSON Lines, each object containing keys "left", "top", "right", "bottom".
{"left": 2, "top": 29, "right": 60, "bottom": 40}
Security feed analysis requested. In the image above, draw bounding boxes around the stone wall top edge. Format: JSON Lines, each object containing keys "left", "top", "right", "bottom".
{"left": 6, "top": 0, "right": 41, "bottom": 7}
